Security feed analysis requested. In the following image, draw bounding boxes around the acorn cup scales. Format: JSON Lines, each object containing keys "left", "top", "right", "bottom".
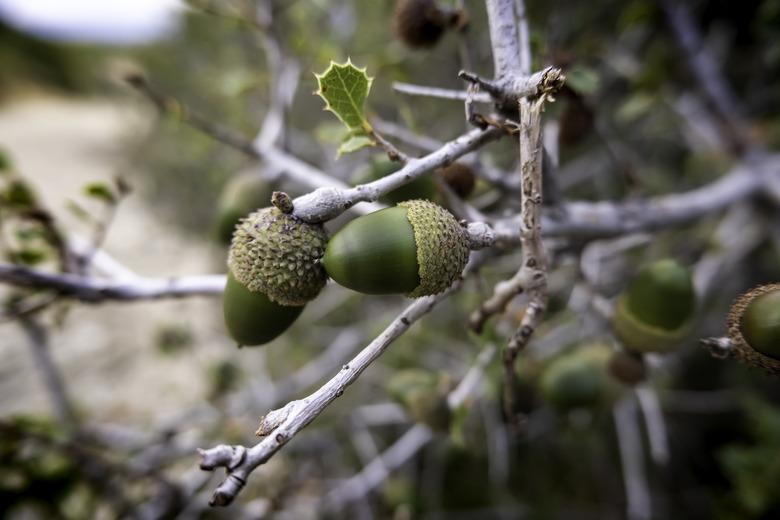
{"left": 727, "top": 283, "right": 780, "bottom": 375}
{"left": 322, "top": 200, "right": 470, "bottom": 298}
{"left": 223, "top": 205, "right": 328, "bottom": 346}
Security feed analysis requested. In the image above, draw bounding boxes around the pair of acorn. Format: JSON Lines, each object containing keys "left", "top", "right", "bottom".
{"left": 223, "top": 195, "right": 470, "bottom": 346}
{"left": 612, "top": 258, "right": 780, "bottom": 375}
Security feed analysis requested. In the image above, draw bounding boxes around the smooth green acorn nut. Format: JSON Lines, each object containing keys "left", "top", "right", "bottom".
{"left": 222, "top": 271, "right": 303, "bottom": 346}
{"left": 228, "top": 206, "right": 328, "bottom": 306}
{"left": 612, "top": 259, "right": 695, "bottom": 353}
{"left": 540, "top": 343, "right": 618, "bottom": 411}
{"left": 215, "top": 173, "right": 273, "bottom": 245}
{"left": 728, "top": 283, "right": 780, "bottom": 375}
{"left": 322, "top": 200, "right": 470, "bottom": 297}
{"left": 387, "top": 369, "right": 451, "bottom": 431}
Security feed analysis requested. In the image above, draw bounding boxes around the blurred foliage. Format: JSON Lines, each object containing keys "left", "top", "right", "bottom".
{"left": 718, "top": 398, "right": 780, "bottom": 518}
{"left": 0, "top": 0, "right": 779, "bottom": 518}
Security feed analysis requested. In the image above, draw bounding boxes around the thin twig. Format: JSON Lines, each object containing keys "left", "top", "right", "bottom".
{"left": 614, "top": 395, "right": 652, "bottom": 520}
{"left": 198, "top": 282, "right": 464, "bottom": 507}
{"left": 19, "top": 317, "right": 78, "bottom": 429}
{"left": 393, "top": 82, "right": 492, "bottom": 103}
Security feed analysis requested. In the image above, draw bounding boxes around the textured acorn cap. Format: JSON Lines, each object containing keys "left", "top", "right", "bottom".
{"left": 399, "top": 199, "right": 470, "bottom": 297}
{"left": 727, "top": 284, "right": 780, "bottom": 375}
{"left": 228, "top": 206, "right": 328, "bottom": 306}
{"left": 393, "top": 0, "right": 449, "bottom": 49}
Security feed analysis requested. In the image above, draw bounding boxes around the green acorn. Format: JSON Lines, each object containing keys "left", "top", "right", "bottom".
{"left": 612, "top": 259, "right": 696, "bottom": 353}
{"left": 355, "top": 157, "right": 437, "bottom": 204}
{"left": 214, "top": 173, "right": 273, "bottom": 245}
{"left": 387, "top": 369, "right": 451, "bottom": 431}
{"left": 727, "top": 283, "right": 780, "bottom": 375}
{"left": 322, "top": 200, "right": 469, "bottom": 297}
{"left": 540, "top": 343, "right": 619, "bottom": 411}
{"left": 223, "top": 199, "right": 328, "bottom": 346}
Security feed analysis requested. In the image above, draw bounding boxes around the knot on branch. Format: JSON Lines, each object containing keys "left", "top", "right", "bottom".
{"left": 255, "top": 401, "right": 298, "bottom": 436}
{"left": 198, "top": 445, "right": 246, "bottom": 471}
{"left": 465, "top": 222, "right": 496, "bottom": 250}
{"left": 537, "top": 67, "right": 565, "bottom": 95}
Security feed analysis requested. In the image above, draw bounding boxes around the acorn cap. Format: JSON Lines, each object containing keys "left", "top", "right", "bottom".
{"left": 727, "top": 283, "right": 780, "bottom": 375}
{"left": 393, "top": 0, "right": 450, "bottom": 49}
{"left": 613, "top": 259, "right": 695, "bottom": 353}
{"left": 401, "top": 199, "right": 470, "bottom": 297}
{"left": 228, "top": 206, "right": 328, "bottom": 306}
{"left": 223, "top": 270, "right": 304, "bottom": 346}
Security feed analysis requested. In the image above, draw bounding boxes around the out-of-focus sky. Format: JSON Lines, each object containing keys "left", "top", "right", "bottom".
{"left": 0, "top": 0, "right": 182, "bottom": 44}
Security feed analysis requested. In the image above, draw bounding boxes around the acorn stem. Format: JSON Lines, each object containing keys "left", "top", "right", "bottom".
{"left": 271, "top": 191, "right": 294, "bottom": 214}
{"left": 700, "top": 337, "right": 733, "bottom": 359}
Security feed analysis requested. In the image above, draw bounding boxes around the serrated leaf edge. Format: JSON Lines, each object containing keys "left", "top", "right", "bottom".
{"left": 314, "top": 58, "right": 374, "bottom": 134}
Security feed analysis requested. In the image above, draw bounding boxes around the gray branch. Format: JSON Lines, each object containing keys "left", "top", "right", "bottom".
{"left": 0, "top": 264, "right": 225, "bottom": 302}
{"left": 486, "top": 0, "right": 522, "bottom": 79}
{"left": 291, "top": 127, "right": 504, "bottom": 222}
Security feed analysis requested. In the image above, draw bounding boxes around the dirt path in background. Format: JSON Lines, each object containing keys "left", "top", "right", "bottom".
{"left": 0, "top": 96, "right": 233, "bottom": 424}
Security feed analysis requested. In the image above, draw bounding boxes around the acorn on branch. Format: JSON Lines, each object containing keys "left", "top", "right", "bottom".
{"left": 393, "top": 0, "right": 462, "bottom": 49}
{"left": 321, "top": 200, "right": 470, "bottom": 297}
{"left": 727, "top": 283, "right": 780, "bottom": 375}
{"left": 222, "top": 196, "right": 328, "bottom": 346}
{"left": 612, "top": 259, "right": 696, "bottom": 353}
{"left": 540, "top": 343, "right": 619, "bottom": 411}
{"left": 387, "top": 369, "right": 451, "bottom": 431}
{"left": 214, "top": 173, "right": 273, "bottom": 245}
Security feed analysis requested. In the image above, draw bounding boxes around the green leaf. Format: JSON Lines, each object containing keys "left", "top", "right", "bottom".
{"left": 315, "top": 59, "right": 373, "bottom": 135}
{"left": 83, "top": 182, "right": 116, "bottom": 204}
{"left": 337, "top": 134, "right": 374, "bottom": 157}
